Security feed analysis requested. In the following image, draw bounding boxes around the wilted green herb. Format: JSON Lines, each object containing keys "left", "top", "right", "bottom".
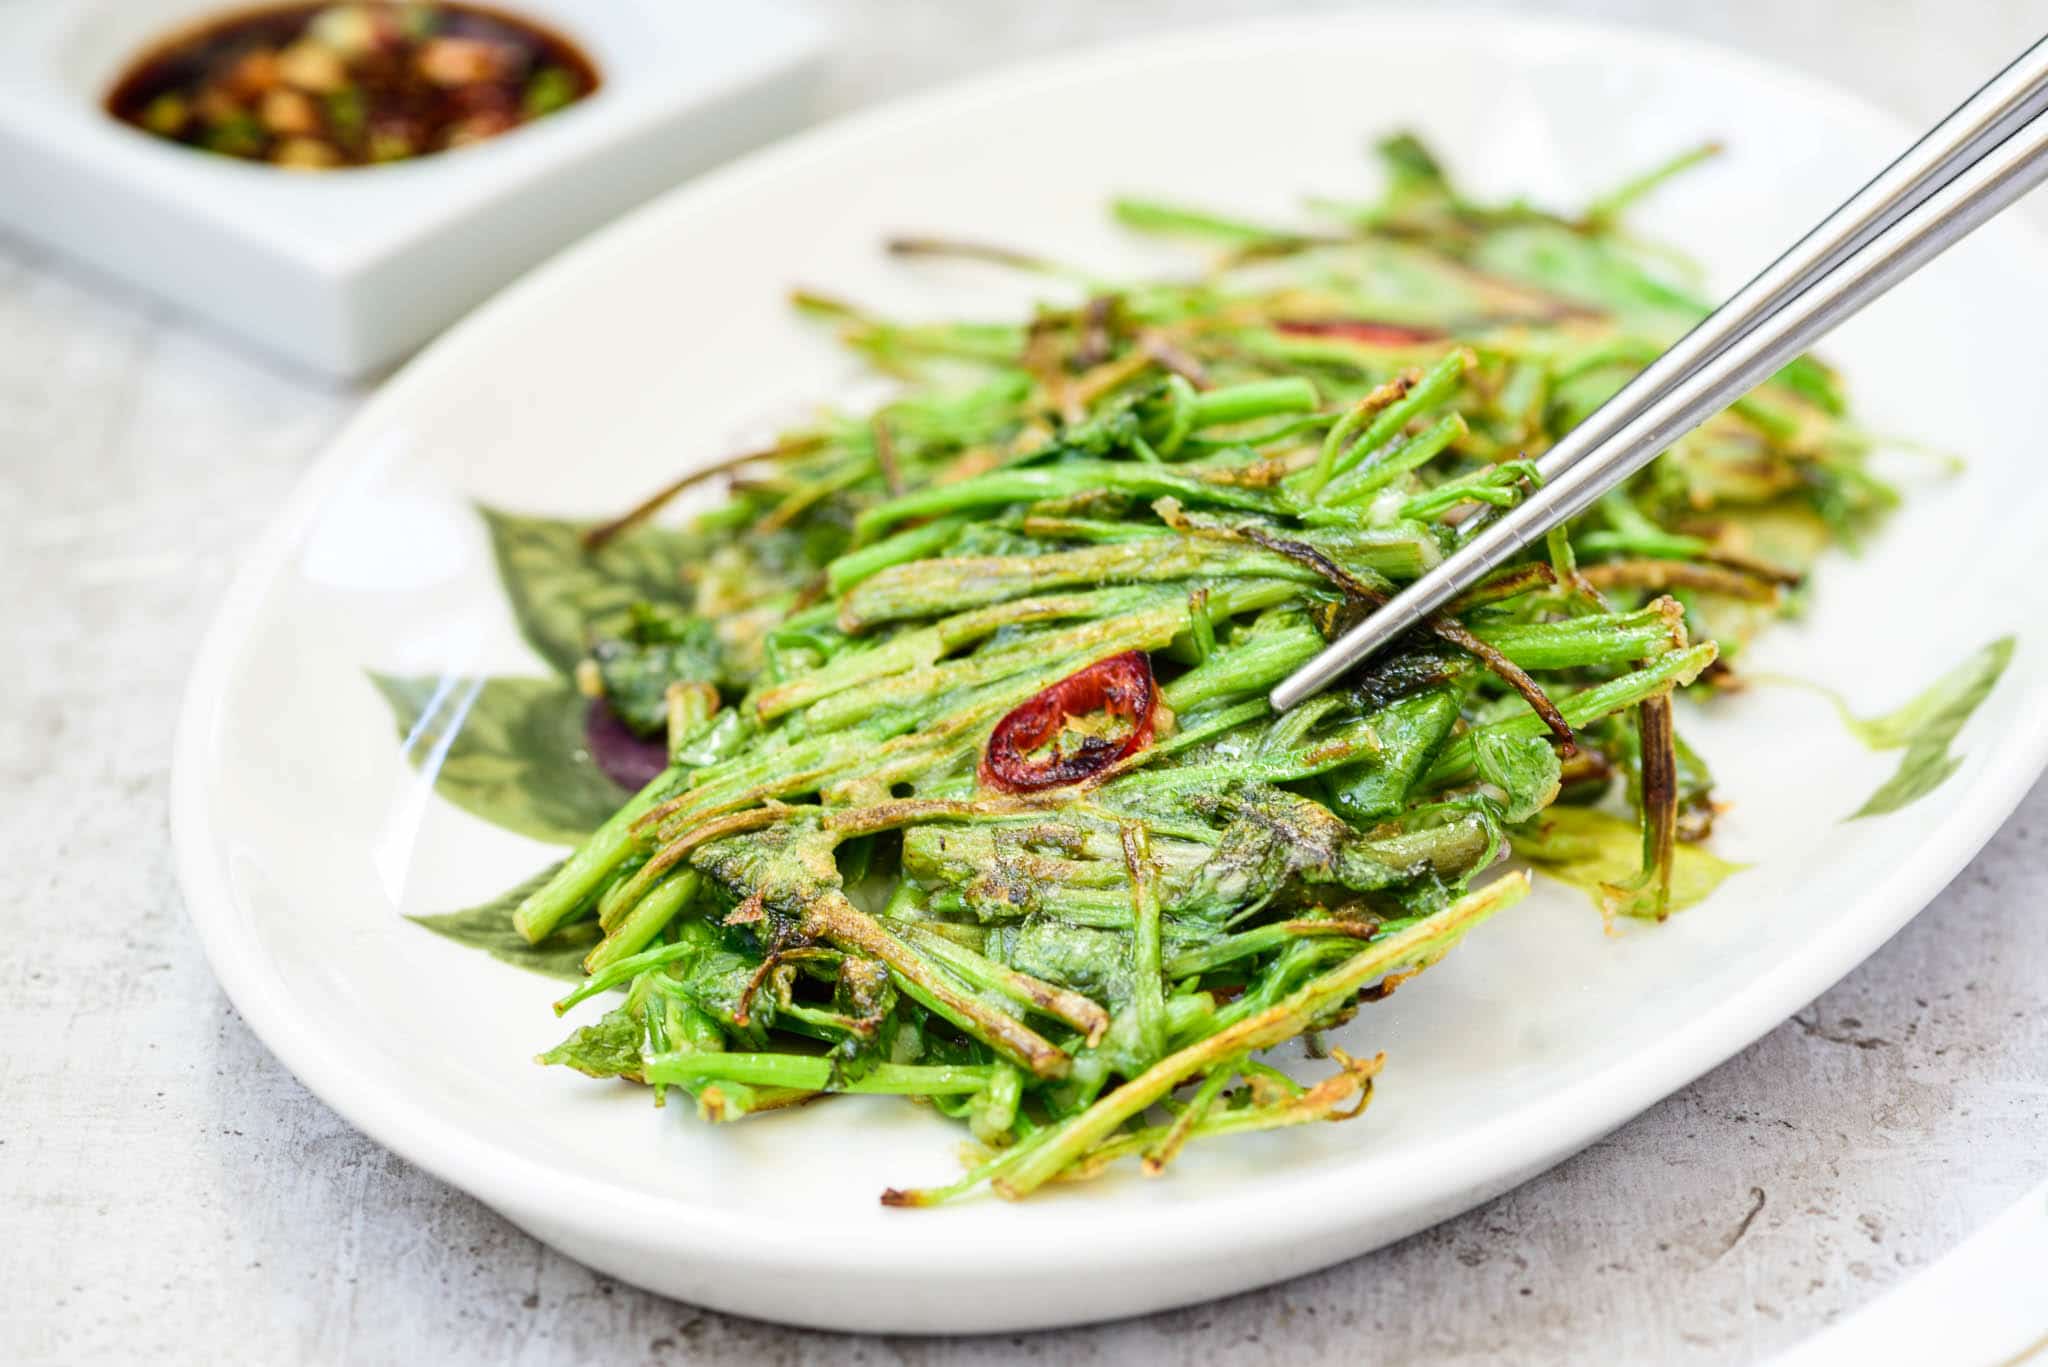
{"left": 411, "top": 135, "right": 1905, "bottom": 1200}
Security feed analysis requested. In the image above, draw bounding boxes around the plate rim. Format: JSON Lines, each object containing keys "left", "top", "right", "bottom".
{"left": 171, "top": 5, "right": 2048, "bottom": 1295}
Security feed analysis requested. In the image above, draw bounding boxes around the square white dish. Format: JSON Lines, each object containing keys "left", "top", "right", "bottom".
{"left": 0, "top": 0, "right": 828, "bottom": 379}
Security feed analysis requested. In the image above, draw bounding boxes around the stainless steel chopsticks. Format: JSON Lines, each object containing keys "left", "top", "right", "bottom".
{"left": 1269, "top": 35, "right": 2048, "bottom": 713}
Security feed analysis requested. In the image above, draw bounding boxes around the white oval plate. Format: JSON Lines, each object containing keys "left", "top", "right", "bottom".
{"left": 172, "top": 13, "right": 2048, "bottom": 1334}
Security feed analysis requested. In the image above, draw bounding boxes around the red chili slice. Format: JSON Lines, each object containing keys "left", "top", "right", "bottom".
{"left": 979, "top": 651, "right": 1158, "bottom": 793}
{"left": 1273, "top": 318, "right": 1445, "bottom": 346}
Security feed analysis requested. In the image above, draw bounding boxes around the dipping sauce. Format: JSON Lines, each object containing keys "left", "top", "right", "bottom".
{"left": 105, "top": 2, "right": 598, "bottom": 169}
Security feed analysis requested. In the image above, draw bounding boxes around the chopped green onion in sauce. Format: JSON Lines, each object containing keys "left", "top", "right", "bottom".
{"left": 106, "top": 2, "right": 598, "bottom": 170}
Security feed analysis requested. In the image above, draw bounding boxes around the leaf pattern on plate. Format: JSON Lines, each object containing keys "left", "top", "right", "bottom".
{"left": 409, "top": 861, "right": 596, "bottom": 981}
{"left": 1844, "top": 635, "right": 2014, "bottom": 819}
{"left": 370, "top": 671, "right": 627, "bottom": 845}
{"left": 479, "top": 505, "right": 701, "bottom": 677}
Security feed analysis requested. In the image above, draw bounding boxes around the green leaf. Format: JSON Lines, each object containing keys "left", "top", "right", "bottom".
{"left": 654, "top": 918, "right": 776, "bottom": 1035}
{"left": 539, "top": 1001, "right": 647, "bottom": 1076}
{"left": 370, "top": 672, "right": 627, "bottom": 844}
{"left": 1847, "top": 636, "right": 2014, "bottom": 819}
{"left": 1003, "top": 920, "right": 1133, "bottom": 1009}
{"left": 409, "top": 862, "right": 597, "bottom": 981}
{"left": 1325, "top": 686, "right": 1463, "bottom": 827}
{"left": 1471, "top": 728, "right": 1562, "bottom": 823}
{"left": 1512, "top": 806, "right": 1742, "bottom": 918}
{"left": 479, "top": 506, "right": 701, "bottom": 677}
{"left": 592, "top": 602, "right": 728, "bottom": 735}
{"left": 823, "top": 958, "right": 906, "bottom": 1089}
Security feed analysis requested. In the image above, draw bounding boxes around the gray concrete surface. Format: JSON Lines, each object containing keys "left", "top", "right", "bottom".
{"left": 4, "top": 2, "right": 2044, "bottom": 1362}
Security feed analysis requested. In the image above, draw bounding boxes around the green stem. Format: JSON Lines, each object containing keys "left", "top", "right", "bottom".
{"left": 1121, "top": 823, "right": 1167, "bottom": 1065}
{"left": 644, "top": 1053, "right": 994, "bottom": 1095}
{"left": 994, "top": 873, "right": 1529, "bottom": 1197}
{"left": 1162, "top": 624, "right": 1322, "bottom": 711}
{"left": 1471, "top": 603, "right": 1684, "bottom": 671}
{"left": 1295, "top": 348, "right": 1470, "bottom": 496}
{"left": 1143, "top": 1053, "right": 1242, "bottom": 1172}
{"left": 896, "top": 922, "right": 1109, "bottom": 1042}
{"left": 584, "top": 871, "right": 699, "bottom": 975}
{"left": 804, "top": 894, "right": 1071, "bottom": 1080}
{"left": 553, "top": 938, "right": 699, "bottom": 1015}
{"left": 854, "top": 461, "right": 1279, "bottom": 541}
{"left": 1322, "top": 412, "right": 1469, "bottom": 506}
{"left": 1186, "top": 378, "right": 1319, "bottom": 428}
{"left": 514, "top": 765, "right": 687, "bottom": 943}
{"left": 1428, "top": 642, "right": 1717, "bottom": 783}
{"left": 839, "top": 537, "right": 1310, "bottom": 629}
{"left": 824, "top": 515, "right": 971, "bottom": 594}
{"left": 1110, "top": 197, "right": 1308, "bottom": 245}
